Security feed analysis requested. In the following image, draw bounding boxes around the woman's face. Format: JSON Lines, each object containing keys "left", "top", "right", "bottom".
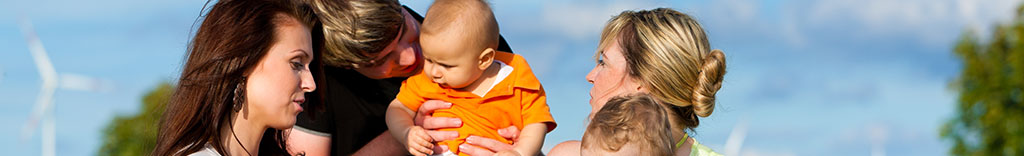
{"left": 586, "top": 39, "right": 643, "bottom": 119}
{"left": 353, "top": 9, "right": 424, "bottom": 79}
{"left": 245, "top": 16, "right": 317, "bottom": 129}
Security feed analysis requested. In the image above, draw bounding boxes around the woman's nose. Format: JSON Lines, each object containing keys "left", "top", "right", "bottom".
{"left": 301, "top": 70, "right": 316, "bottom": 92}
{"left": 585, "top": 66, "right": 598, "bottom": 84}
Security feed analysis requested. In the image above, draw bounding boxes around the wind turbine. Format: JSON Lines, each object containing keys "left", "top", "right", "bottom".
{"left": 18, "top": 16, "right": 115, "bottom": 156}
{"left": 19, "top": 16, "right": 59, "bottom": 156}
{"left": 723, "top": 120, "right": 748, "bottom": 156}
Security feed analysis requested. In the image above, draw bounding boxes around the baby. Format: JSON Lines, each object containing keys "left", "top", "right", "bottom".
{"left": 581, "top": 94, "right": 674, "bottom": 156}
{"left": 385, "top": 0, "right": 555, "bottom": 156}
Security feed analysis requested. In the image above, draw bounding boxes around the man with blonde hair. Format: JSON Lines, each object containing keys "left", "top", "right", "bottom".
{"left": 288, "top": 0, "right": 514, "bottom": 155}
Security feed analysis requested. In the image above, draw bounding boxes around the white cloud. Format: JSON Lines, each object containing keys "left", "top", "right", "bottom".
{"left": 5, "top": 0, "right": 201, "bottom": 21}
{"left": 538, "top": 0, "right": 668, "bottom": 40}
{"left": 780, "top": 17, "right": 808, "bottom": 48}
{"left": 713, "top": 0, "right": 760, "bottom": 24}
{"left": 801, "top": 0, "right": 1021, "bottom": 46}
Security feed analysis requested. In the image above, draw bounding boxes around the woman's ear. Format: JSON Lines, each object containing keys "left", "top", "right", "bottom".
{"left": 632, "top": 78, "right": 646, "bottom": 92}
{"left": 478, "top": 48, "right": 496, "bottom": 70}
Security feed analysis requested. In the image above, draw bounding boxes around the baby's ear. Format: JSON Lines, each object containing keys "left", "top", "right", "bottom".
{"left": 478, "top": 48, "right": 496, "bottom": 70}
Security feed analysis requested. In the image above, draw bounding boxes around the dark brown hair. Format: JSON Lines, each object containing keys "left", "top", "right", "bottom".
{"left": 152, "top": 0, "right": 315, "bottom": 155}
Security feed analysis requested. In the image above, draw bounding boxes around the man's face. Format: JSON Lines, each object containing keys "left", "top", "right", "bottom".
{"left": 353, "top": 9, "right": 424, "bottom": 79}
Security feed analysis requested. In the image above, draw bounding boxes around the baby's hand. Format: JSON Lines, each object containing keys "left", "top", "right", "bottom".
{"left": 406, "top": 126, "right": 435, "bottom": 156}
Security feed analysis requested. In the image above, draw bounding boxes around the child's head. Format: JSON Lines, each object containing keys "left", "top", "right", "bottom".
{"left": 581, "top": 94, "right": 674, "bottom": 155}
{"left": 419, "top": 0, "right": 500, "bottom": 89}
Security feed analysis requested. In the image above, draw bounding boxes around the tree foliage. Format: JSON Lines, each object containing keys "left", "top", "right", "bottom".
{"left": 97, "top": 82, "right": 173, "bottom": 156}
{"left": 941, "top": 5, "right": 1024, "bottom": 156}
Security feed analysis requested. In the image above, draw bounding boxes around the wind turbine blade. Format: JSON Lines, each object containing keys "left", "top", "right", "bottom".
{"left": 60, "top": 73, "right": 114, "bottom": 93}
{"left": 724, "top": 120, "right": 748, "bottom": 156}
{"left": 18, "top": 16, "right": 59, "bottom": 145}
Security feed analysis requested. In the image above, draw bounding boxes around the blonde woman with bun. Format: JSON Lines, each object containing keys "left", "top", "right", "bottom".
{"left": 546, "top": 8, "right": 726, "bottom": 156}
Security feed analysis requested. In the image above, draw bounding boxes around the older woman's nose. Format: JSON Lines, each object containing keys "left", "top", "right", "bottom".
{"left": 585, "top": 66, "right": 598, "bottom": 84}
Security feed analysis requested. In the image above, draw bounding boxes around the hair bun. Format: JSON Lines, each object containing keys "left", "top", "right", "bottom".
{"left": 691, "top": 49, "right": 725, "bottom": 117}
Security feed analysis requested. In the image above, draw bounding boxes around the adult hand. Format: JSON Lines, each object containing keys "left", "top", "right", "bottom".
{"left": 459, "top": 126, "right": 520, "bottom": 156}
{"left": 414, "top": 100, "right": 463, "bottom": 146}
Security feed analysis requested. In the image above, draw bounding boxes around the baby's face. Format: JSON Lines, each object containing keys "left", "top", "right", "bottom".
{"left": 419, "top": 32, "right": 485, "bottom": 89}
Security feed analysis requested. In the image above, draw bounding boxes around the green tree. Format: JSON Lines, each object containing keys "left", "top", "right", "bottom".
{"left": 97, "top": 82, "right": 173, "bottom": 156}
{"left": 941, "top": 5, "right": 1024, "bottom": 156}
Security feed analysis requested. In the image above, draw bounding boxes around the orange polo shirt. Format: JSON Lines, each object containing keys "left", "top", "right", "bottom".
{"left": 396, "top": 52, "right": 556, "bottom": 155}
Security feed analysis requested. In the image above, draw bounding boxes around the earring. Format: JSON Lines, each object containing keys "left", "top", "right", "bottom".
{"left": 233, "top": 77, "right": 247, "bottom": 112}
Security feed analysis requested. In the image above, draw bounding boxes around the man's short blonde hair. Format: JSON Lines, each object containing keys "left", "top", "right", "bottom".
{"left": 306, "top": 0, "right": 403, "bottom": 67}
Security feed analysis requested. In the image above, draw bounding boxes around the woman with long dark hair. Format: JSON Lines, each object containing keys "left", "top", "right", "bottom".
{"left": 152, "top": 0, "right": 318, "bottom": 155}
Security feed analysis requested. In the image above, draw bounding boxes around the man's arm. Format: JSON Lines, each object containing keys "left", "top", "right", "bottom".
{"left": 352, "top": 131, "right": 407, "bottom": 156}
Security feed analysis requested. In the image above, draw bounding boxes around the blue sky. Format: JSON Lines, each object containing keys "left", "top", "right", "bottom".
{"left": 0, "top": 0, "right": 1019, "bottom": 155}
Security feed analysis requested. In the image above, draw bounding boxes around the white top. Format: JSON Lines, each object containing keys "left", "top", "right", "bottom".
{"left": 474, "top": 60, "right": 514, "bottom": 97}
{"left": 187, "top": 144, "right": 221, "bottom": 156}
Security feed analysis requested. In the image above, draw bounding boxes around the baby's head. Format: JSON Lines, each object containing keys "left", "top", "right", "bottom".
{"left": 582, "top": 94, "right": 674, "bottom": 155}
{"left": 419, "top": 0, "right": 500, "bottom": 88}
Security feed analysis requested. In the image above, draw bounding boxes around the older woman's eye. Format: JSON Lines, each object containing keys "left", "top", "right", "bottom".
{"left": 597, "top": 59, "right": 605, "bottom": 65}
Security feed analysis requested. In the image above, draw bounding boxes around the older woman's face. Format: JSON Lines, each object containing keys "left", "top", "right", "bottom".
{"left": 353, "top": 9, "right": 424, "bottom": 79}
{"left": 585, "top": 39, "right": 642, "bottom": 118}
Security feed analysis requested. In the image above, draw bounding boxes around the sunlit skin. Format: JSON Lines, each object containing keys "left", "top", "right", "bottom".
{"left": 389, "top": 17, "right": 508, "bottom": 155}
{"left": 419, "top": 31, "right": 497, "bottom": 93}
{"left": 585, "top": 39, "right": 644, "bottom": 120}
{"left": 225, "top": 14, "right": 316, "bottom": 156}
{"left": 353, "top": 9, "right": 424, "bottom": 80}
{"left": 546, "top": 38, "right": 648, "bottom": 156}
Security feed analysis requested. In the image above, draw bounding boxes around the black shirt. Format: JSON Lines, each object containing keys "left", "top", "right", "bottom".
{"left": 295, "top": 6, "right": 514, "bottom": 156}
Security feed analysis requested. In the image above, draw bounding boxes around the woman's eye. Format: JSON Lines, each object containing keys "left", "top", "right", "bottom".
{"left": 597, "top": 59, "right": 605, "bottom": 65}
{"left": 291, "top": 62, "right": 303, "bottom": 70}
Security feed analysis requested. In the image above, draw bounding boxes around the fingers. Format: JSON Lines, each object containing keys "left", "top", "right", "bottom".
{"left": 418, "top": 100, "right": 452, "bottom": 114}
{"left": 497, "top": 126, "right": 519, "bottom": 141}
{"left": 426, "top": 130, "right": 460, "bottom": 142}
{"left": 432, "top": 145, "right": 449, "bottom": 155}
{"left": 458, "top": 144, "right": 495, "bottom": 156}
{"left": 414, "top": 100, "right": 453, "bottom": 126}
{"left": 465, "top": 135, "right": 514, "bottom": 152}
{"left": 407, "top": 127, "right": 435, "bottom": 156}
{"left": 422, "top": 116, "right": 462, "bottom": 129}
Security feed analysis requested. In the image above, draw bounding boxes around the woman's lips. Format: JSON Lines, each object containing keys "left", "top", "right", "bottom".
{"left": 293, "top": 98, "right": 305, "bottom": 112}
